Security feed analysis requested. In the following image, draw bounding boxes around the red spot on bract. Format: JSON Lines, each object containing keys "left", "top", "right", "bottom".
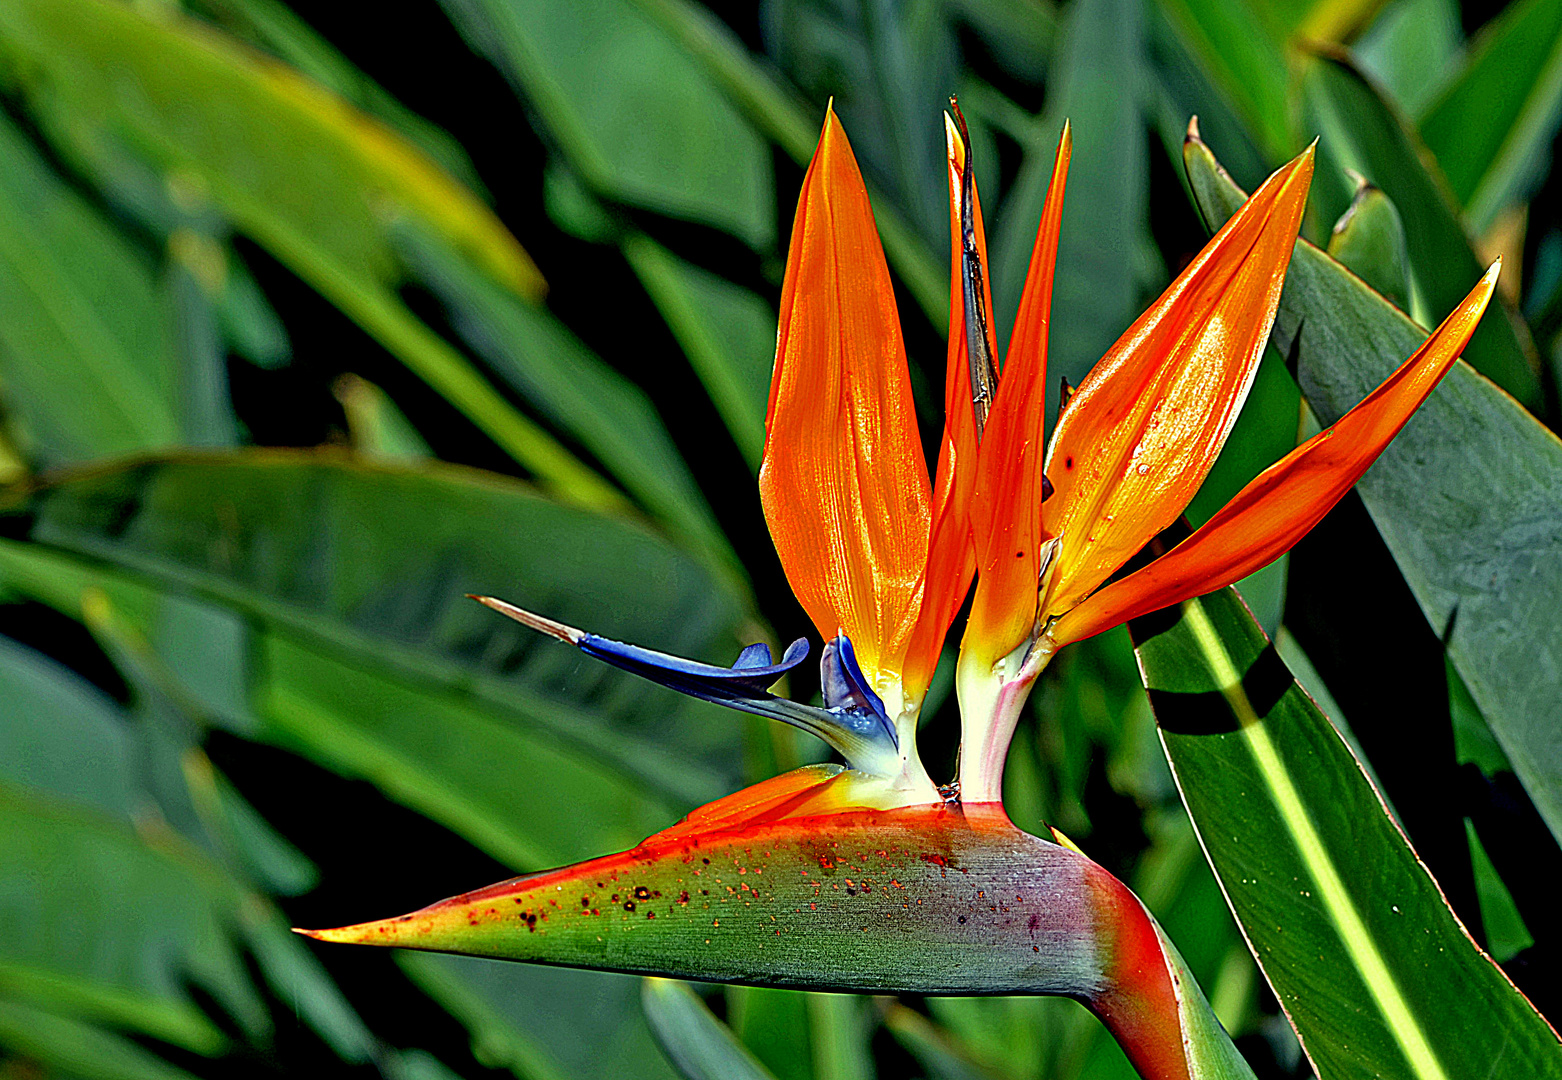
{"left": 921, "top": 854, "right": 947, "bottom": 867}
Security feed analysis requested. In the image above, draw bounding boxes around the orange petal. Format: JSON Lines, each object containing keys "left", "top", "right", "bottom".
{"left": 760, "top": 106, "right": 932, "bottom": 689}
{"left": 900, "top": 112, "right": 992, "bottom": 696}
{"left": 1041, "top": 144, "right": 1315, "bottom": 620}
{"left": 964, "top": 121, "right": 1071, "bottom": 663}
{"left": 1053, "top": 261, "right": 1500, "bottom": 646}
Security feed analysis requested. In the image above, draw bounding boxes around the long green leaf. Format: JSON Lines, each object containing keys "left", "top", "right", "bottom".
{"left": 621, "top": 233, "right": 773, "bottom": 472}
{"left": 1298, "top": 51, "right": 1544, "bottom": 412}
{"left": 0, "top": 0, "right": 633, "bottom": 510}
{"left": 617, "top": 0, "right": 947, "bottom": 331}
{"left": 0, "top": 453, "right": 758, "bottom": 864}
{"left": 642, "top": 979, "right": 778, "bottom": 1080}
{"left": 435, "top": 0, "right": 773, "bottom": 250}
{"left": 399, "top": 954, "right": 682, "bottom": 1080}
{"left": 1130, "top": 588, "right": 1561, "bottom": 1079}
{"left": 1184, "top": 131, "right": 1562, "bottom": 843}
{"left": 397, "top": 224, "right": 748, "bottom": 591}
{"left": 1416, "top": 0, "right": 1562, "bottom": 234}
{"left": 992, "top": 0, "right": 1152, "bottom": 393}
{"left": 0, "top": 112, "right": 180, "bottom": 465}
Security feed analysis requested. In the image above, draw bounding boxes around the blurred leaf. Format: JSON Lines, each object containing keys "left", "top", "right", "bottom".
{"left": 643, "top": 979, "right": 777, "bottom": 1080}
{"left": 1416, "top": 0, "right": 1562, "bottom": 235}
{"left": 0, "top": 783, "right": 262, "bottom": 1050}
{"left": 1353, "top": 0, "right": 1462, "bottom": 115}
{"left": 992, "top": 0, "right": 1150, "bottom": 397}
{"left": 1187, "top": 129, "right": 1562, "bottom": 847}
{"left": 0, "top": 996, "right": 201, "bottom": 1080}
{"left": 396, "top": 224, "right": 747, "bottom": 590}
{"left": 1152, "top": 0, "right": 1291, "bottom": 160}
{"left": 884, "top": 1003, "right": 1012, "bottom": 1080}
{"left": 437, "top": 0, "right": 773, "bottom": 249}
{"left": 188, "top": 0, "right": 489, "bottom": 194}
{"left": 401, "top": 954, "right": 681, "bottom": 1080}
{"left": 765, "top": 0, "right": 956, "bottom": 260}
{"left": 1325, "top": 179, "right": 1412, "bottom": 311}
{"left": 1299, "top": 50, "right": 1545, "bottom": 412}
{"left": 0, "top": 111, "right": 181, "bottom": 466}
{"left": 333, "top": 373, "right": 435, "bottom": 463}
{"left": 621, "top": 233, "right": 773, "bottom": 471}
{"left": 1130, "top": 588, "right": 1562, "bottom": 1080}
{"left": 726, "top": 986, "right": 813, "bottom": 1080}
{"left": 620, "top": 0, "right": 947, "bottom": 331}
{"left": 0, "top": 0, "right": 637, "bottom": 511}
{"left": 942, "top": 0, "right": 1054, "bottom": 82}
{"left": 0, "top": 635, "right": 137, "bottom": 821}
{"left": 0, "top": 453, "right": 756, "bottom": 862}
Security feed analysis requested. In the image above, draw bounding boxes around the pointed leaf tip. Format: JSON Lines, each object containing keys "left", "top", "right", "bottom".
{"left": 470, "top": 595, "right": 584, "bottom": 643}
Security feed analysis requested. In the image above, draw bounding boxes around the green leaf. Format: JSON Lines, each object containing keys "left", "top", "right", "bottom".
{"left": 0, "top": 997, "right": 202, "bottom": 1080}
{"left": 0, "top": 453, "right": 757, "bottom": 863}
{"left": 1416, "top": 0, "right": 1562, "bottom": 234}
{"left": 1130, "top": 588, "right": 1562, "bottom": 1080}
{"left": 0, "top": 111, "right": 181, "bottom": 465}
{"left": 396, "top": 224, "right": 747, "bottom": 590}
{"left": 1152, "top": 0, "right": 1291, "bottom": 161}
{"left": 615, "top": 0, "right": 948, "bottom": 332}
{"left": 992, "top": 0, "right": 1152, "bottom": 394}
{"left": 1354, "top": 0, "right": 1462, "bottom": 116}
{"left": 436, "top": 0, "right": 773, "bottom": 250}
{"left": 621, "top": 233, "right": 773, "bottom": 472}
{"left": 0, "top": 0, "right": 633, "bottom": 510}
{"left": 1186, "top": 130, "right": 1562, "bottom": 847}
{"left": 1298, "top": 51, "right": 1545, "bottom": 412}
{"left": 0, "top": 783, "right": 262, "bottom": 1050}
{"left": 400, "top": 954, "right": 681, "bottom": 1080}
{"left": 643, "top": 979, "right": 778, "bottom": 1080}
{"left": 333, "top": 374, "right": 435, "bottom": 463}
{"left": 1324, "top": 179, "right": 1412, "bottom": 312}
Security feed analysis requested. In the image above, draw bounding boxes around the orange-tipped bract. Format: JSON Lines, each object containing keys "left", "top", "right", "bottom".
{"left": 760, "top": 104, "right": 933, "bottom": 709}
{"left": 1053, "top": 259, "right": 1501, "bottom": 646}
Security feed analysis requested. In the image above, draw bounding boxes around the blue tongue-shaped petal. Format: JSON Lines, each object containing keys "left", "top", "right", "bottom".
{"left": 820, "top": 634, "right": 894, "bottom": 747}
{"left": 471, "top": 596, "right": 900, "bottom": 776}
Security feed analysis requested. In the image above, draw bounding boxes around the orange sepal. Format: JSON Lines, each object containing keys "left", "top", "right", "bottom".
{"left": 1053, "top": 261, "right": 1500, "bottom": 646}
{"left": 964, "top": 122, "right": 1071, "bottom": 663}
{"left": 760, "top": 106, "right": 932, "bottom": 686}
{"left": 1041, "top": 144, "right": 1315, "bottom": 621}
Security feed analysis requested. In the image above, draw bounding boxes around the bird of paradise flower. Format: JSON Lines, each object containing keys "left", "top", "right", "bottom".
{"left": 300, "top": 106, "right": 1497, "bottom": 1079}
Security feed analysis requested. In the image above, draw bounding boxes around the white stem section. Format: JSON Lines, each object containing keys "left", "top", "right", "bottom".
{"left": 954, "top": 633, "right": 1057, "bottom": 802}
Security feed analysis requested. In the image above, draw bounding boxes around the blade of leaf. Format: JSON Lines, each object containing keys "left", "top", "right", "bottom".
{"left": 396, "top": 222, "right": 747, "bottom": 589}
{"left": 1416, "top": 0, "right": 1562, "bottom": 235}
{"left": 1151, "top": 0, "right": 1292, "bottom": 161}
{"left": 0, "top": 111, "right": 180, "bottom": 465}
{"left": 1353, "top": 0, "right": 1462, "bottom": 116}
{"left": 621, "top": 232, "right": 773, "bottom": 473}
{"left": 0, "top": 0, "right": 634, "bottom": 511}
{"left": 0, "top": 997, "right": 202, "bottom": 1080}
{"left": 1129, "top": 588, "right": 1561, "bottom": 1079}
{"left": 0, "top": 453, "right": 758, "bottom": 859}
{"left": 1299, "top": 50, "right": 1545, "bottom": 413}
{"left": 1185, "top": 132, "right": 1562, "bottom": 846}
{"left": 992, "top": 0, "right": 1148, "bottom": 391}
{"left": 615, "top": 0, "right": 947, "bottom": 331}
{"left": 434, "top": 0, "right": 772, "bottom": 250}
{"left": 642, "top": 979, "right": 779, "bottom": 1080}
{"left": 399, "top": 953, "right": 681, "bottom": 1080}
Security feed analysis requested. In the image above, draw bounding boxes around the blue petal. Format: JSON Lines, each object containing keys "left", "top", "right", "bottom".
{"left": 578, "top": 634, "right": 810, "bottom": 696}
{"left": 820, "top": 635, "right": 895, "bottom": 746}
{"left": 470, "top": 596, "right": 902, "bottom": 775}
